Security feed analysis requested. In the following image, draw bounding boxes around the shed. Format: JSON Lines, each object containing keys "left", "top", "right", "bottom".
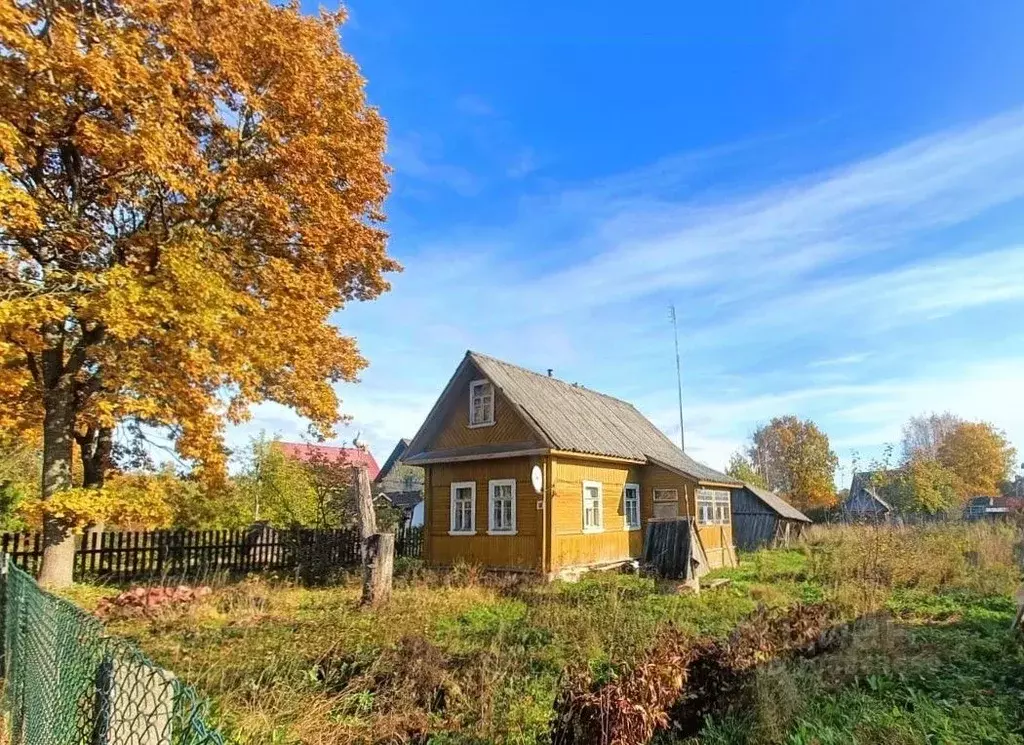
{"left": 732, "top": 484, "right": 811, "bottom": 551}
{"left": 842, "top": 471, "right": 893, "bottom": 522}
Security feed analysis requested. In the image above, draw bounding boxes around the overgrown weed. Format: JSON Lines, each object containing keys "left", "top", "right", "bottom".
{"left": 60, "top": 521, "right": 1024, "bottom": 744}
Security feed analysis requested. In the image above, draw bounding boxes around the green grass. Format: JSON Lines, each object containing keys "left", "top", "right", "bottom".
{"left": 60, "top": 524, "right": 1024, "bottom": 744}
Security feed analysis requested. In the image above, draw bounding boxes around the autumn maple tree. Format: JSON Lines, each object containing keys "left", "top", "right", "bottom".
{"left": 937, "top": 421, "right": 1016, "bottom": 499}
{"left": 0, "top": 0, "right": 395, "bottom": 585}
{"left": 746, "top": 415, "right": 839, "bottom": 509}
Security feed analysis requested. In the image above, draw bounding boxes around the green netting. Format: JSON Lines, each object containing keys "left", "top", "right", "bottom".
{"left": 1, "top": 555, "right": 226, "bottom": 745}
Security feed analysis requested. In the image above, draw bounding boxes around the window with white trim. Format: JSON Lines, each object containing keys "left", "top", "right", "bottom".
{"left": 696, "top": 488, "right": 731, "bottom": 526}
{"left": 449, "top": 481, "right": 476, "bottom": 534}
{"left": 624, "top": 483, "right": 641, "bottom": 530}
{"left": 583, "top": 480, "right": 603, "bottom": 532}
{"left": 469, "top": 379, "right": 494, "bottom": 427}
{"left": 488, "top": 479, "right": 517, "bottom": 534}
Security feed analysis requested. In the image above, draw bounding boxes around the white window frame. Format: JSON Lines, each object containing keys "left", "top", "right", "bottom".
{"left": 487, "top": 479, "right": 517, "bottom": 535}
{"left": 449, "top": 481, "right": 477, "bottom": 535}
{"left": 696, "top": 488, "right": 731, "bottom": 526}
{"left": 468, "top": 379, "right": 495, "bottom": 428}
{"left": 623, "top": 483, "right": 641, "bottom": 531}
{"left": 582, "top": 480, "right": 603, "bottom": 533}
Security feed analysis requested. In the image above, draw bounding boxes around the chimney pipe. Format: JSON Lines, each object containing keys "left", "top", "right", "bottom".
{"left": 547, "top": 369, "right": 553, "bottom": 377}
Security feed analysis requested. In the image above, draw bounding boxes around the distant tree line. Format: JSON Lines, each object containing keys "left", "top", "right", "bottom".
{"left": 726, "top": 412, "right": 1018, "bottom": 514}
{"left": 0, "top": 432, "right": 400, "bottom": 535}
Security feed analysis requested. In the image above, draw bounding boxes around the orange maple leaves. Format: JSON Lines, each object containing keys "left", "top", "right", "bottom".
{"left": 0, "top": 0, "right": 396, "bottom": 477}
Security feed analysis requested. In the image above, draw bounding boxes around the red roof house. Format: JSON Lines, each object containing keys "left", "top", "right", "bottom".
{"left": 276, "top": 442, "right": 380, "bottom": 481}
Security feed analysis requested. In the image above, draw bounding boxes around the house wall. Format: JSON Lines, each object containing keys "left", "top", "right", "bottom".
{"left": 640, "top": 465, "right": 736, "bottom": 569}
{"left": 421, "top": 451, "right": 737, "bottom": 574}
{"left": 424, "top": 457, "right": 543, "bottom": 571}
{"left": 431, "top": 375, "right": 541, "bottom": 452}
{"left": 550, "top": 456, "right": 645, "bottom": 571}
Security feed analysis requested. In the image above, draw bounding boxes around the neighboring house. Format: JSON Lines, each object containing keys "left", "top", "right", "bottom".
{"left": 277, "top": 442, "right": 380, "bottom": 480}
{"left": 964, "top": 495, "right": 1024, "bottom": 521}
{"left": 842, "top": 471, "right": 894, "bottom": 521}
{"left": 732, "top": 484, "right": 811, "bottom": 551}
{"left": 374, "top": 439, "right": 425, "bottom": 528}
{"left": 401, "top": 351, "right": 743, "bottom": 578}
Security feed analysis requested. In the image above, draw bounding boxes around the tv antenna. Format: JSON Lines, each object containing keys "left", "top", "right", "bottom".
{"left": 669, "top": 304, "right": 685, "bottom": 452}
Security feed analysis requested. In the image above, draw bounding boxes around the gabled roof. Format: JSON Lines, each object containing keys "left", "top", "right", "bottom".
{"left": 847, "top": 470, "right": 895, "bottom": 511}
{"left": 742, "top": 483, "right": 812, "bottom": 523}
{"left": 374, "top": 438, "right": 412, "bottom": 484}
{"left": 405, "top": 351, "right": 739, "bottom": 485}
{"left": 277, "top": 442, "right": 380, "bottom": 481}
{"left": 381, "top": 490, "right": 424, "bottom": 509}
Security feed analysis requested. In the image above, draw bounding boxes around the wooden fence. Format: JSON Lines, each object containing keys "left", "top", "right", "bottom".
{"left": 1, "top": 525, "right": 424, "bottom": 582}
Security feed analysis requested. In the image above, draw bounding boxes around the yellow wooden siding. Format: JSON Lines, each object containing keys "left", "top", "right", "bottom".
{"left": 425, "top": 457, "right": 542, "bottom": 570}
{"left": 551, "top": 457, "right": 644, "bottom": 571}
{"left": 641, "top": 465, "right": 736, "bottom": 569}
{"left": 431, "top": 386, "right": 540, "bottom": 451}
{"left": 641, "top": 464, "right": 694, "bottom": 521}
{"left": 692, "top": 488, "right": 737, "bottom": 569}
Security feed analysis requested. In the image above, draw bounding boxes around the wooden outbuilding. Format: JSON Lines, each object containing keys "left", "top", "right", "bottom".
{"left": 842, "top": 471, "right": 894, "bottom": 522}
{"left": 731, "top": 483, "right": 811, "bottom": 551}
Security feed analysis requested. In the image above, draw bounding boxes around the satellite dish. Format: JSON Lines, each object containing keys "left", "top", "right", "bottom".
{"left": 531, "top": 465, "right": 544, "bottom": 494}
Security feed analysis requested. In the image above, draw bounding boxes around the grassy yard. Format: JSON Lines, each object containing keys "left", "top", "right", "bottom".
{"left": 62, "top": 524, "right": 1024, "bottom": 745}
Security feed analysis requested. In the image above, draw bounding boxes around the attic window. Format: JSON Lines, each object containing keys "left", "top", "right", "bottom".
{"left": 469, "top": 379, "right": 494, "bottom": 427}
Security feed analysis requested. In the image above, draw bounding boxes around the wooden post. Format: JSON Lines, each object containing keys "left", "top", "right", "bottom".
{"left": 362, "top": 533, "right": 394, "bottom": 606}
{"left": 353, "top": 467, "right": 377, "bottom": 540}
{"left": 353, "top": 466, "right": 392, "bottom": 607}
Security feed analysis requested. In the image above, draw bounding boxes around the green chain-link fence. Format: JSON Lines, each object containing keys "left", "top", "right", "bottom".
{"left": 1, "top": 555, "right": 226, "bottom": 745}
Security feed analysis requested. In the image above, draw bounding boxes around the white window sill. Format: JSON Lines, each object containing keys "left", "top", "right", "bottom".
{"left": 582, "top": 527, "right": 604, "bottom": 534}
{"left": 487, "top": 530, "right": 518, "bottom": 536}
{"left": 625, "top": 525, "right": 642, "bottom": 532}
{"left": 448, "top": 530, "right": 477, "bottom": 536}
{"left": 467, "top": 420, "right": 495, "bottom": 429}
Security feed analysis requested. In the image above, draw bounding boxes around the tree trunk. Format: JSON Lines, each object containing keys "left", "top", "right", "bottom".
{"left": 361, "top": 533, "right": 394, "bottom": 607}
{"left": 353, "top": 466, "right": 376, "bottom": 540}
{"left": 352, "top": 466, "right": 392, "bottom": 607}
{"left": 77, "top": 425, "right": 112, "bottom": 535}
{"left": 38, "top": 377, "right": 77, "bottom": 587}
{"left": 77, "top": 425, "right": 112, "bottom": 489}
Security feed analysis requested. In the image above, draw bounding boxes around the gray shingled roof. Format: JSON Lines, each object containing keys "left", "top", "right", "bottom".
{"left": 374, "top": 438, "right": 412, "bottom": 484}
{"left": 847, "top": 471, "right": 894, "bottom": 511}
{"left": 742, "top": 483, "right": 812, "bottom": 522}
{"left": 468, "top": 352, "right": 739, "bottom": 485}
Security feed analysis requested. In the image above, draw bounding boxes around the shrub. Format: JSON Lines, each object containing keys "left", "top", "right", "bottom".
{"left": 551, "top": 603, "right": 843, "bottom": 745}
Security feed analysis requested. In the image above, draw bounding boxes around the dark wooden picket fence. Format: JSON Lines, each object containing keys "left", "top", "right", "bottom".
{"left": 1, "top": 525, "right": 424, "bottom": 582}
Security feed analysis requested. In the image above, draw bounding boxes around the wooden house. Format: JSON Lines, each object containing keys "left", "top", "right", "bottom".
{"left": 374, "top": 439, "right": 424, "bottom": 527}
{"left": 402, "top": 351, "right": 742, "bottom": 578}
{"left": 842, "top": 471, "right": 893, "bottom": 522}
{"left": 732, "top": 483, "right": 811, "bottom": 551}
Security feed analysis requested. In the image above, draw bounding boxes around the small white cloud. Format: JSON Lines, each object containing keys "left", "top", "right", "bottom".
{"left": 506, "top": 147, "right": 540, "bottom": 179}
{"left": 809, "top": 353, "right": 872, "bottom": 368}
{"left": 387, "top": 133, "right": 481, "bottom": 196}
{"left": 455, "top": 94, "right": 495, "bottom": 117}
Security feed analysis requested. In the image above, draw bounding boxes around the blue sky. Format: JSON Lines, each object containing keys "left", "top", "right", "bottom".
{"left": 231, "top": 0, "right": 1024, "bottom": 488}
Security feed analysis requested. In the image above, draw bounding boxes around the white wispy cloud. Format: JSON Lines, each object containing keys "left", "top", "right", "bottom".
{"left": 810, "top": 353, "right": 872, "bottom": 368}
{"left": 226, "top": 108, "right": 1024, "bottom": 482}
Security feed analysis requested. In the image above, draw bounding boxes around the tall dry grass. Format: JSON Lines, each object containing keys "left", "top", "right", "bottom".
{"left": 799, "top": 521, "right": 1021, "bottom": 613}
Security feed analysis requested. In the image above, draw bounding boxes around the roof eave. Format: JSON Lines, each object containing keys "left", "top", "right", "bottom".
{"left": 647, "top": 457, "right": 742, "bottom": 487}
